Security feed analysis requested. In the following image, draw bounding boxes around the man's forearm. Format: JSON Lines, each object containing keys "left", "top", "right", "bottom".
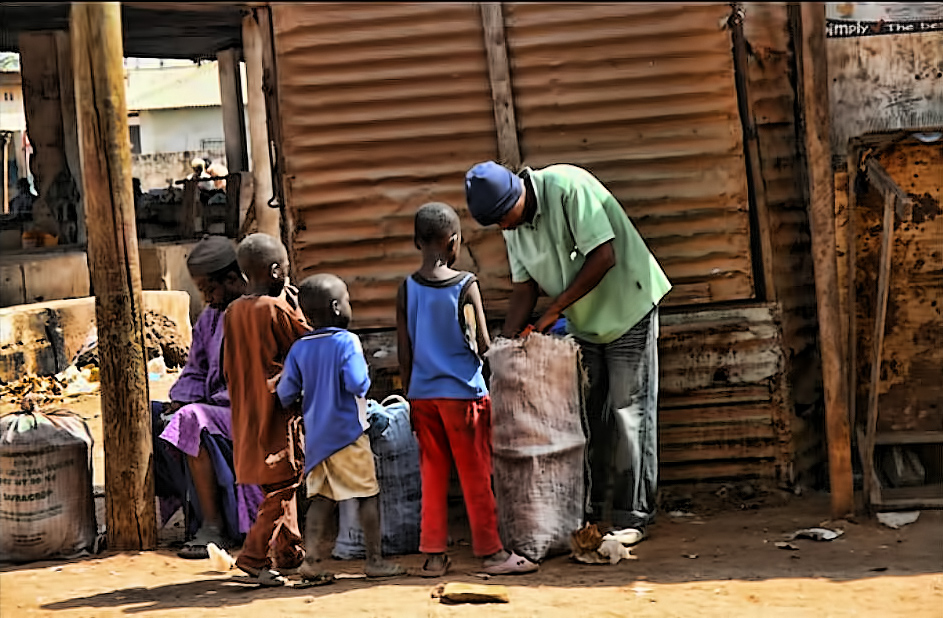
{"left": 532, "top": 242, "right": 616, "bottom": 333}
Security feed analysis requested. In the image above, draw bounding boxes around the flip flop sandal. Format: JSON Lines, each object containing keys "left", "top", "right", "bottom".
{"left": 365, "top": 563, "right": 407, "bottom": 579}
{"left": 294, "top": 572, "right": 335, "bottom": 588}
{"left": 483, "top": 552, "right": 539, "bottom": 575}
{"left": 177, "top": 542, "right": 209, "bottom": 560}
{"left": 418, "top": 556, "right": 451, "bottom": 578}
{"left": 236, "top": 566, "right": 287, "bottom": 587}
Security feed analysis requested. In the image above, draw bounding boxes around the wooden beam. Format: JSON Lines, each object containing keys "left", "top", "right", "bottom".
{"left": 255, "top": 7, "right": 292, "bottom": 253}
{"left": 217, "top": 48, "right": 249, "bottom": 174}
{"left": 863, "top": 157, "right": 913, "bottom": 220}
{"left": 863, "top": 191, "right": 896, "bottom": 511}
{"left": 729, "top": 4, "right": 776, "bottom": 302}
{"left": 791, "top": 2, "right": 854, "bottom": 519}
{"left": 478, "top": 3, "right": 521, "bottom": 171}
{"left": 846, "top": 153, "right": 858, "bottom": 435}
{"left": 71, "top": 2, "right": 156, "bottom": 550}
{"left": 242, "top": 11, "right": 279, "bottom": 239}
{"left": 19, "top": 31, "right": 67, "bottom": 241}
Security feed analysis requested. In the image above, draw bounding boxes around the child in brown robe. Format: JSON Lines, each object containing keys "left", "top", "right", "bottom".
{"left": 223, "top": 233, "right": 309, "bottom": 586}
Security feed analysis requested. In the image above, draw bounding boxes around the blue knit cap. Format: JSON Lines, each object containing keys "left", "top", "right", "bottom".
{"left": 464, "top": 161, "right": 523, "bottom": 226}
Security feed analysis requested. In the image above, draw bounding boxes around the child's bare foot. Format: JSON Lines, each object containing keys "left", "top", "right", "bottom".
{"left": 419, "top": 553, "right": 450, "bottom": 578}
{"left": 365, "top": 558, "right": 406, "bottom": 578}
{"left": 298, "top": 557, "right": 334, "bottom": 584}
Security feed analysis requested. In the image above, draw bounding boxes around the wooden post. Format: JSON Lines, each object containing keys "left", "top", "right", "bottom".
{"left": 791, "top": 2, "right": 854, "bottom": 519}
{"left": 217, "top": 48, "right": 249, "bottom": 174}
{"left": 479, "top": 2, "right": 522, "bottom": 170}
{"left": 71, "top": 2, "right": 156, "bottom": 550}
{"left": 242, "top": 11, "right": 279, "bottom": 239}
{"left": 863, "top": 191, "right": 896, "bottom": 509}
{"left": 19, "top": 31, "right": 68, "bottom": 241}
{"left": 846, "top": 153, "right": 858, "bottom": 434}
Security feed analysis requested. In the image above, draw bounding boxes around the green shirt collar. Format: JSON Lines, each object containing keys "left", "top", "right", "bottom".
{"left": 518, "top": 167, "right": 543, "bottom": 229}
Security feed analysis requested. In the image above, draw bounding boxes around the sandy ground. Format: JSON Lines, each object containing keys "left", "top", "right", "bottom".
{"left": 2, "top": 386, "right": 942, "bottom": 617}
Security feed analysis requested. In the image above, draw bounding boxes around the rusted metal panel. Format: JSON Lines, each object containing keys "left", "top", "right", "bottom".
{"left": 827, "top": 32, "right": 943, "bottom": 157}
{"left": 270, "top": 3, "right": 507, "bottom": 328}
{"left": 658, "top": 305, "right": 793, "bottom": 484}
{"left": 743, "top": 3, "right": 820, "bottom": 412}
{"left": 503, "top": 2, "right": 755, "bottom": 306}
{"left": 742, "top": 4, "right": 822, "bottom": 489}
{"left": 850, "top": 142, "right": 943, "bottom": 433}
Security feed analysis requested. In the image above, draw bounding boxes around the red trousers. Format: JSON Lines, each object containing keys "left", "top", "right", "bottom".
{"left": 411, "top": 397, "right": 503, "bottom": 557}
{"left": 235, "top": 475, "right": 304, "bottom": 571}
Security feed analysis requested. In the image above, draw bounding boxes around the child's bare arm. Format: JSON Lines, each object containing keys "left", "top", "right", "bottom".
{"left": 395, "top": 281, "right": 413, "bottom": 394}
{"left": 276, "top": 347, "right": 302, "bottom": 408}
{"left": 466, "top": 280, "right": 491, "bottom": 356}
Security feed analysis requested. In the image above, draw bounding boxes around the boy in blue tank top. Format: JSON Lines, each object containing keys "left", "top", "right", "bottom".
{"left": 396, "top": 202, "right": 538, "bottom": 577}
{"left": 277, "top": 274, "right": 404, "bottom": 584}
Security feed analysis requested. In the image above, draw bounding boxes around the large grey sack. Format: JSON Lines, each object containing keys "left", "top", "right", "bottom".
{"left": 486, "top": 334, "right": 585, "bottom": 563}
{"left": 0, "top": 405, "right": 96, "bottom": 563}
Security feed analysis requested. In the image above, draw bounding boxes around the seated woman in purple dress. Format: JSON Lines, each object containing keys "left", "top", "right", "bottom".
{"left": 152, "top": 235, "right": 264, "bottom": 559}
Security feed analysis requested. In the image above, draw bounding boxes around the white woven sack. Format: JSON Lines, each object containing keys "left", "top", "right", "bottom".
{"left": 486, "top": 333, "right": 586, "bottom": 562}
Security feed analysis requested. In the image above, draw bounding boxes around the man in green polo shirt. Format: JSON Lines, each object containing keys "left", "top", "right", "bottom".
{"left": 465, "top": 161, "right": 671, "bottom": 543}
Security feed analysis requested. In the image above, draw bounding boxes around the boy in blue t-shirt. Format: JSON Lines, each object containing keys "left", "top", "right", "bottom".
{"left": 396, "top": 202, "right": 538, "bottom": 577}
{"left": 277, "top": 274, "right": 404, "bottom": 584}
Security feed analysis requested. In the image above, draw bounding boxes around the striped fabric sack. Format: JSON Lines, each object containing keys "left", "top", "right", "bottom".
{"left": 333, "top": 395, "right": 422, "bottom": 558}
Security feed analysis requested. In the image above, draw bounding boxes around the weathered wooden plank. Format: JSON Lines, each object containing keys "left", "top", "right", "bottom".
{"left": 863, "top": 191, "right": 896, "bottom": 510}
{"left": 827, "top": 30, "right": 943, "bottom": 157}
{"left": 217, "top": 47, "right": 249, "bottom": 174}
{"left": 792, "top": 2, "right": 854, "bottom": 518}
{"left": 864, "top": 157, "right": 913, "bottom": 220}
{"left": 478, "top": 2, "right": 521, "bottom": 170}
{"left": 71, "top": 2, "right": 156, "bottom": 550}
{"left": 242, "top": 10, "right": 279, "bottom": 238}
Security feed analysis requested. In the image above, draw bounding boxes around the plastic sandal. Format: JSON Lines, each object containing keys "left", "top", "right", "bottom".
{"left": 483, "top": 552, "right": 539, "bottom": 575}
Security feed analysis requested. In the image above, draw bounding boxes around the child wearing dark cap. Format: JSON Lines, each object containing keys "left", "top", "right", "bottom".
{"left": 277, "top": 274, "right": 405, "bottom": 584}
{"left": 396, "top": 202, "right": 538, "bottom": 577}
{"left": 223, "top": 233, "right": 309, "bottom": 586}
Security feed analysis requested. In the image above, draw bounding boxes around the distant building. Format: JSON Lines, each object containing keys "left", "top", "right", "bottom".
{"left": 1, "top": 58, "right": 248, "bottom": 156}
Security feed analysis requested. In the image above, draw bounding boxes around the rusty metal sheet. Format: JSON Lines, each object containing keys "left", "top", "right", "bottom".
{"left": 743, "top": 3, "right": 820, "bottom": 411}
{"left": 851, "top": 142, "right": 943, "bottom": 434}
{"left": 657, "top": 305, "right": 793, "bottom": 484}
{"left": 270, "top": 3, "right": 507, "bottom": 328}
{"left": 503, "top": 2, "right": 755, "bottom": 306}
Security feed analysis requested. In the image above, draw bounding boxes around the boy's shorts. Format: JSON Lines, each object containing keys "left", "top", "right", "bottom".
{"left": 306, "top": 433, "right": 379, "bottom": 501}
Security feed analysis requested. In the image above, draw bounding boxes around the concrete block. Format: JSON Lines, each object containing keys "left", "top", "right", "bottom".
{"left": 21, "top": 251, "right": 90, "bottom": 304}
{"left": 0, "top": 290, "right": 191, "bottom": 382}
{"left": 0, "top": 263, "right": 25, "bottom": 307}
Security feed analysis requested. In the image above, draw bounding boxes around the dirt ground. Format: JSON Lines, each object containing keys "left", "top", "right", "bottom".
{"left": 2, "top": 387, "right": 942, "bottom": 617}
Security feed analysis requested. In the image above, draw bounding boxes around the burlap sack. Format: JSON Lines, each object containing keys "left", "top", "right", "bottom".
{"left": 486, "top": 334, "right": 585, "bottom": 562}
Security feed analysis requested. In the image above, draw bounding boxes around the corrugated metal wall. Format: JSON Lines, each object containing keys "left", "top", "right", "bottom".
{"left": 270, "top": 3, "right": 510, "bottom": 327}
{"left": 504, "top": 2, "right": 755, "bottom": 306}
{"left": 272, "top": 2, "right": 759, "bottom": 327}
{"left": 268, "top": 3, "right": 809, "bottom": 485}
